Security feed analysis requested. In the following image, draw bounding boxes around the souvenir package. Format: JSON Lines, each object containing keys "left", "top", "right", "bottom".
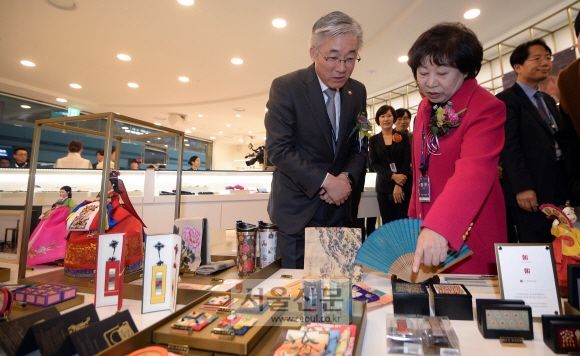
{"left": 475, "top": 299, "right": 533, "bottom": 340}
{"left": 170, "top": 311, "right": 218, "bottom": 334}
{"left": 328, "top": 276, "right": 352, "bottom": 325}
{"left": 386, "top": 315, "right": 422, "bottom": 354}
{"left": 13, "top": 284, "right": 76, "bottom": 307}
{"left": 430, "top": 283, "right": 473, "bottom": 320}
{"left": 420, "top": 316, "right": 460, "bottom": 356}
{"left": 392, "top": 282, "right": 429, "bottom": 315}
{"left": 352, "top": 283, "right": 393, "bottom": 311}
{"left": 542, "top": 315, "right": 580, "bottom": 353}
{"left": 236, "top": 221, "right": 258, "bottom": 276}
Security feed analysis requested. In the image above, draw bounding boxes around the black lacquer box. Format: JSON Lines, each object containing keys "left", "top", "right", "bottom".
{"left": 475, "top": 299, "right": 533, "bottom": 340}
{"left": 542, "top": 315, "right": 580, "bottom": 354}
{"left": 430, "top": 283, "right": 473, "bottom": 320}
{"left": 392, "top": 282, "right": 429, "bottom": 316}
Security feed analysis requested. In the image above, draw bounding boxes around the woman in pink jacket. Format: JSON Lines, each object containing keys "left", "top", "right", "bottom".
{"left": 407, "top": 22, "right": 507, "bottom": 275}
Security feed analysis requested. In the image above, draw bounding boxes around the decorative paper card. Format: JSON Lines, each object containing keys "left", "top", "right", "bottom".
{"left": 495, "top": 243, "right": 562, "bottom": 317}
{"left": 142, "top": 234, "right": 182, "bottom": 314}
{"left": 174, "top": 217, "right": 209, "bottom": 273}
{"left": 303, "top": 227, "right": 363, "bottom": 282}
{"left": 94, "top": 233, "right": 126, "bottom": 309}
{"left": 70, "top": 310, "right": 138, "bottom": 356}
{"left": 32, "top": 304, "right": 99, "bottom": 356}
{"left": 0, "top": 306, "right": 60, "bottom": 356}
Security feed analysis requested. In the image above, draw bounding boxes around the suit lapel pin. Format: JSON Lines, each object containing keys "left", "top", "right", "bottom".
{"left": 347, "top": 90, "right": 352, "bottom": 96}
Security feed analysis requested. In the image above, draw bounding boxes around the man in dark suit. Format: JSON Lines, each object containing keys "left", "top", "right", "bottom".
{"left": 265, "top": 11, "right": 367, "bottom": 268}
{"left": 11, "top": 147, "right": 29, "bottom": 168}
{"left": 498, "top": 39, "right": 580, "bottom": 243}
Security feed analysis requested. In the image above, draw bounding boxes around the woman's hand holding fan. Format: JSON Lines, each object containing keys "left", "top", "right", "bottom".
{"left": 412, "top": 228, "right": 448, "bottom": 273}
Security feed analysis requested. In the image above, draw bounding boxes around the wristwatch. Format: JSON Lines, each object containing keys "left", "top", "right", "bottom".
{"left": 341, "top": 172, "right": 355, "bottom": 187}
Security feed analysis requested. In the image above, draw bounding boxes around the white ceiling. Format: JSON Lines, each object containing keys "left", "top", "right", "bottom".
{"left": 0, "top": 0, "right": 576, "bottom": 145}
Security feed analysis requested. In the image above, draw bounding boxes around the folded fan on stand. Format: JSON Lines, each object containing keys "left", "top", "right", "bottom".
{"left": 355, "top": 218, "right": 473, "bottom": 282}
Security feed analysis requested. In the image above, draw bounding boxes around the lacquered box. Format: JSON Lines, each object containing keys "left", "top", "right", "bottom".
{"left": 392, "top": 282, "right": 429, "bottom": 316}
{"left": 476, "top": 299, "right": 533, "bottom": 340}
{"left": 542, "top": 315, "right": 580, "bottom": 354}
{"left": 430, "top": 283, "right": 473, "bottom": 320}
{"left": 14, "top": 284, "right": 77, "bottom": 307}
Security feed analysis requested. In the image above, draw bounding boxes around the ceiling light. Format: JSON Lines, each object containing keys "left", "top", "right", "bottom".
{"left": 178, "top": 76, "right": 189, "bottom": 82}
{"left": 20, "top": 60, "right": 35, "bottom": 67}
{"left": 272, "top": 19, "right": 286, "bottom": 28}
{"left": 191, "top": 127, "right": 196, "bottom": 130}
{"left": 239, "top": 139, "right": 244, "bottom": 142}
{"left": 128, "top": 83, "right": 139, "bottom": 88}
{"left": 210, "top": 136, "right": 215, "bottom": 140}
{"left": 185, "top": 130, "right": 191, "bottom": 133}
{"left": 164, "top": 144, "right": 168, "bottom": 147}
{"left": 154, "top": 123, "right": 161, "bottom": 126}
{"left": 226, "top": 124, "right": 231, "bottom": 127}
{"left": 219, "top": 131, "right": 223, "bottom": 134}
{"left": 248, "top": 131, "right": 252, "bottom": 134}
{"left": 21, "top": 105, "right": 31, "bottom": 109}
{"left": 147, "top": 140, "right": 151, "bottom": 143}
{"left": 122, "top": 126, "right": 129, "bottom": 129}
{"left": 263, "top": 137, "right": 267, "bottom": 140}
{"left": 117, "top": 54, "right": 131, "bottom": 61}
{"left": 70, "top": 83, "right": 82, "bottom": 89}
{"left": 236, "top": 114, "right": 241, "bottom": 118}
{"left": 397, "top": 56, "right": 408, "bottom": 62}
{"left": 178, "top": 0, "right": 194, "bottom": 5}
{"left": 56, "top": 98, "right": 67, "bottom": 103}
{"left": 265, "top": 108, "right": 268, "bottom": 112}
{"left": 157, "top": 137, "right": 161, "bottom": 140}
{"left": 231, "top": 58, "right": 243, "bottom": 65}
{"left": 464, "top": 9, "right": 480, "bottom": 19}
{"left": 184, "top": 139, "right": 188, "bottom": 142}
{"left": 185, "top": 143, "right": 190, "bottom": 146}
{"left": 198, "top": 114, "right": 203, "bottom": 118}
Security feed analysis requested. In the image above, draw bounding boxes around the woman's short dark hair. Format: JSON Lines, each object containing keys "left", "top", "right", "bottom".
{"left": 96, "top": 149, "right": 104, "bottom": 156}
{"left": 395, "top": 108, "right": 412, "bottom": 123}
{"left": 61, "top": 185, "right": 72, "bottom": 198}
{"left": 408, "top": 22, "right": 483, "bottom": 79}
{"left": 374, "top": 105, "right": 397, "bottom": 126}
{"left": 67, "top": 140, "right": 83, "bottom": 153}
{"left": 188, "top": 155, "right": 199, "bottom": 165}
{"left": 509, "top": 39, "right": 552, "bottom": 69}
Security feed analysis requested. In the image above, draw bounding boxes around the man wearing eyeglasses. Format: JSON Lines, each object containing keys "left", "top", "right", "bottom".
{"left": 264, "top": 11, "right": 367, "bottom": 268}
{"left": 12, "top": 147, "right": 29, "bottom": 168}
{"left": 498, "top": 39, "right": 580, "bottom": 243}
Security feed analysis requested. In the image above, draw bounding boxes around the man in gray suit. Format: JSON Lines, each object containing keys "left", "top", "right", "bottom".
{"left": 265, "top": 11, "right": 367, "bottom": 268}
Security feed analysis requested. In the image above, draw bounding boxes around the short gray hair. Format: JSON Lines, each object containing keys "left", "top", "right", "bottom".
{"left": 309, "top": 11, "right": 364, "bottom": 51}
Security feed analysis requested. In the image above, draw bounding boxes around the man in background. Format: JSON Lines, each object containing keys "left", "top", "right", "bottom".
{"left": 12, "top": 147, "right": 29, "bottom": 168}
{"left": 0, "top": 157, "right": 10, "bottom": 167}
{"left": 93, "top": 149, "right": 104, "bottom": 169}
{"left": 265, "top": 11, "right": 367, "bottom": 268}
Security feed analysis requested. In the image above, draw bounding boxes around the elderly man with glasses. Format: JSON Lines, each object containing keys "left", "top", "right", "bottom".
{"left": 264, "top": 11, "right": 367, "bottom": 269}
{"left": 497, "top": 39, "right": 580, "bottom": 243}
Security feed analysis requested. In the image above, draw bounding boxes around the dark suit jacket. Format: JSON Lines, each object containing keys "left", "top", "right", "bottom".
{"left": 264, "top": 64, "right": 367, "bottom": 234}
{"left": 368, "top": 131, "right": 410, "bottom": 194}
{"left": 497, "top": 82, "right": 579, "bottom": 207}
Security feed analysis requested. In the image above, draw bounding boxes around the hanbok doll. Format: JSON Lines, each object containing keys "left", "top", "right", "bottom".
{"left": 64, "top": 170, "right": 145, "bottom": 277}
{"left": 27, "top": 186, "right": 75, "bottom": 265}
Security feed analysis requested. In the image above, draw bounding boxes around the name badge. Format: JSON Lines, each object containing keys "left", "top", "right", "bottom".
{"left": 390, "top": 163, "right": 397, "bottom": 173}
{"left": 418, "top": 176, "right": 431, "bottom": 203}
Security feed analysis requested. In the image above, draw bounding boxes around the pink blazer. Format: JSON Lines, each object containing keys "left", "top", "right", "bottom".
{"left": 408, "top": 78, "right": 507, "bottom": 274}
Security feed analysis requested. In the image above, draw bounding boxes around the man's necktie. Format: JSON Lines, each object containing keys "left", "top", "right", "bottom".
{"left": 533, "top": 91, "right": 557, "bottom": 132}
{"left": 324, "top": 88, "right": 337, "bottom": 151}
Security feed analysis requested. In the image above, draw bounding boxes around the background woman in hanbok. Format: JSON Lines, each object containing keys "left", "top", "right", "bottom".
{"left": 27, "top": 186, "right": 75, "bottom": 265}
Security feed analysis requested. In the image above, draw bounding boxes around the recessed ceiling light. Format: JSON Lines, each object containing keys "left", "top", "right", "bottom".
{"left": 265, "top": 108, "right": 268, "bottom": 112}
{"left": 185, "top": 130, "right": 191, "bottom": 133}
{"left": 248, "top": 131, "right": 252, "bottom": 134}
{"left": 210, "top": 136, "right": 215, "bottom": 140}
{"left": 231, "top": 58, "right": 243, "bottom": 65}
{"left": 198, "top": 114, "right": 203, "bottom": 118}
{"left": 178, "top": 0, "right": 194, "bottom": 5}
{"left": 21, "top": 105, "right": 31, "bottom": 109}
{"left": 70, "top": 83, "right": 82, "bottom": 89}
{"left": 20, "top": 60, "right": 35, "bottom": 67}
{"left": 154, "top": 123, "right": 161, "bottom": 126}
{"left": 157, "top": 137, "right": 161, "bottom": 140}
{"left": 128, "top": 83, "right": 139, "bottom": 88}
{"left": 184, "top": 139, "right": 188, "bottom": 142}
{"left": 191, "top": 127, "right": 196, "bottom": 130}
{"left": 219, "top": 131, "right": 223, "bottom": 134}
{"left": 236, "top": 114, "right": 241, "bottom": 118}
{"left": 56, "top": 98, "right": 67, "bottom": 103}
{"left": 272, "top": 19, "right": 286, "bottom": 28}
{"left": 122, "top": 126, "right": 129, "bottom": 129}
{"left": 239, "top": 139, "right": 244, "bottom": 142}
{"left": 178, "top": 76, "right": 189, "bottom": 82}
{"left": 164, "top": 144, "right": 168, "bottom": 147}
{"left": 263, "top": 137, "right": 267, "bottom": 140}
{"left": 117, "top": 54, "right": 131, "bottom": 61}
{"left": 226, "top": 124, "right": 231, "bottom": 127}
{"left": 397, "top": 56, "right": 408, "bottom": 62}
{"left": 464, "top": 9, "right": 480, "bottom": 19}
{"left": 185, "top": 143, "right": 190, "bottom": 146}
{"left": 147, "top": 140, "right": 151, "bottom": 143}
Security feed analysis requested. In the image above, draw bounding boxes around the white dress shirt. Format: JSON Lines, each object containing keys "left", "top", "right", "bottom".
{"left": 54, "top": 152, "right": 92, "bottom": 169}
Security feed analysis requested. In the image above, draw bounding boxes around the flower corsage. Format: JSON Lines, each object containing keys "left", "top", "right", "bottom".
{"left": 348, "top": 108, "right": 372, "bottom": 153}
{"left": 393, "top": 133, "right": 403, "bottom": 143}
{"left": 429, "top": 101, "right": 466, "bottom": 137}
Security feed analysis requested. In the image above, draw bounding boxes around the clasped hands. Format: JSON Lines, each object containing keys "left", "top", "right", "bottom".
{"left": 319, "top": 174, "right": 351, "bottom": 206}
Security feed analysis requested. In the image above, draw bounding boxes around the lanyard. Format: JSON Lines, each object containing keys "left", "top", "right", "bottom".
{"left": 420, "top": 127, "right": 431, "bottom": 176}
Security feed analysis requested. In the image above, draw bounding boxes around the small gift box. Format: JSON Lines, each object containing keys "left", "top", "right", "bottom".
{"left": 542, "top": 315, "right": 580, "bottom": 353}
{"left": 430, "top": 283, "right": 473, "bottom": 320}
{"left": 392, "top": 282, "right": 429, "bottom": 316}
{"left": 475, "top": 299, "right": 533, "bottom": 340}
{"left": 13, "top": 284, "right": 77, "bottom": 306}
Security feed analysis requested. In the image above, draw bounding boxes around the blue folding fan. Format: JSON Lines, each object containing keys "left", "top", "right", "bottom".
{"left": 355, "top": 218, "right": 473, "bottom": 282}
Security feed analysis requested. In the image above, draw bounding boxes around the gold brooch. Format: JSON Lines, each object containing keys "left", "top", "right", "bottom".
{"left": 348, "top": 90, "right": 352, "bottom": 95}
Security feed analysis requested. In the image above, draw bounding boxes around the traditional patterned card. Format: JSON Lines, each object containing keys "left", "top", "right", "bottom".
{"left": 174, "top": 217, "right": 209, "bottom": 273}
{"left": 142, "top": 234, "right": 182, "bottom": 314}
{"left": 303, "top": 227, "right": 363, "bottom": 282}
{"left": 94, "top": 233, "right": 126, "bottom": 309}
